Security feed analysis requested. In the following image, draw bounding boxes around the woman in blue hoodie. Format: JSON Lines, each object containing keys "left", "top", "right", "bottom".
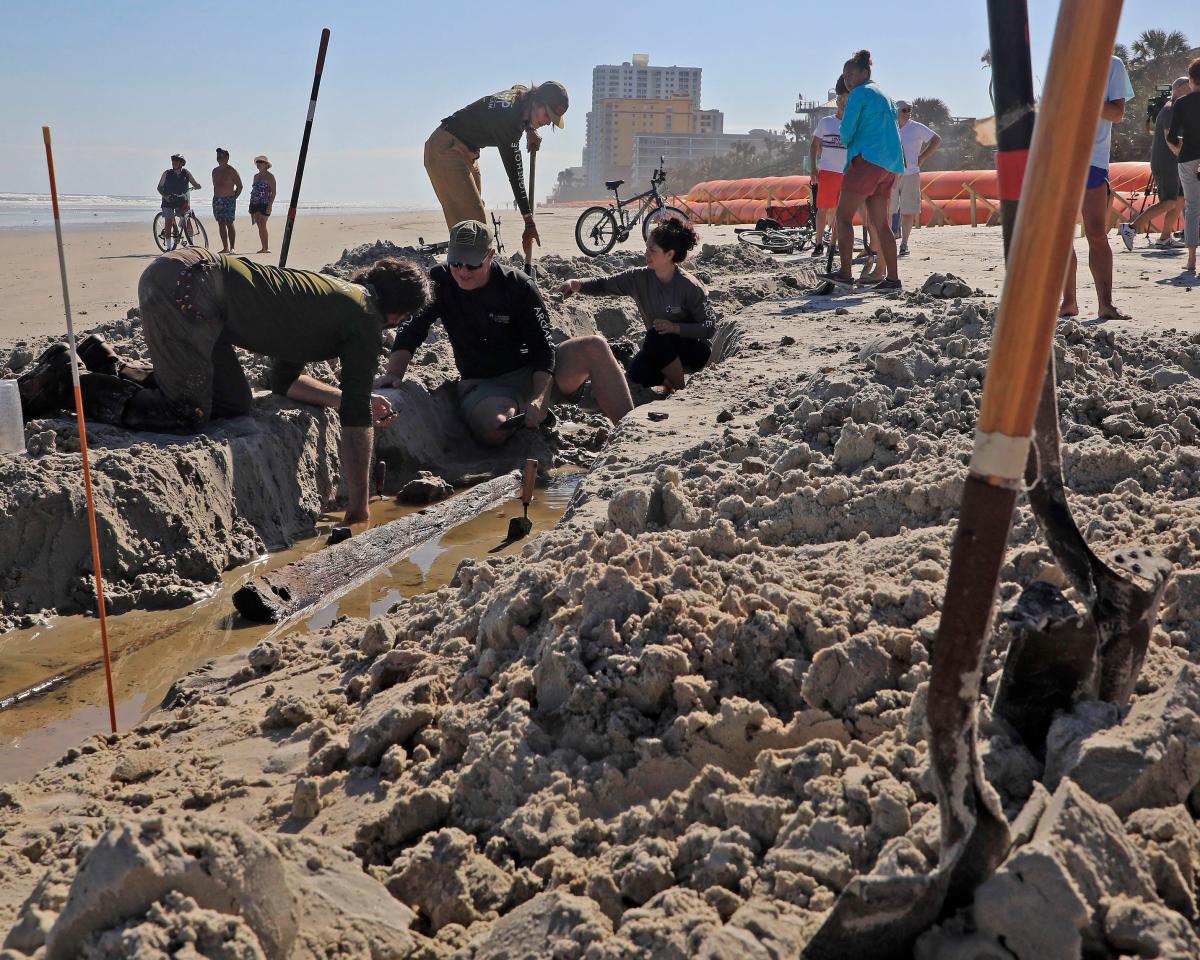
{"left": 825, "top": 49, "right": 905, "bottom": 290}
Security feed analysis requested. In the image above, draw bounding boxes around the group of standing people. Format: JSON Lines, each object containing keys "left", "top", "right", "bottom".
{"left": 1121, "top": 58, "right": 1200, "bottom": 278}
{"left": 156, "top": 150, "right": 277, "bottom": 254}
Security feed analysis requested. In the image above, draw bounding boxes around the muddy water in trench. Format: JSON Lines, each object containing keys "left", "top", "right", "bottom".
{"left": 0, "top": 473, "right": 580, "bottom": 783}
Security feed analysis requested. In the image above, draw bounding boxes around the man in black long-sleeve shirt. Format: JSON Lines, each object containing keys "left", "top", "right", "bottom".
{"left": 425, "top": 82, "right": 569, "bottom": 252}
{"left": 1166, "top": 59, "right": 1200, "bottom": 273}
{"left": 378, "top": 221, "right": 632, "bottom": 446}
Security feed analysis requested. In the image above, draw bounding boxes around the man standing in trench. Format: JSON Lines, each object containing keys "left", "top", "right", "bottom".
{"left": 376, "top": 220, "right": 633, "bottom": 446}
{"left": 17, "top": 249, "right": 430, "bottom": 523}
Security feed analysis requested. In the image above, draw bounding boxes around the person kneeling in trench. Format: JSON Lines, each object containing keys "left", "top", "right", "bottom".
{"left": 376, "top": 220, "right": 634, "bottom": 446}
{"left": 558, "top": 217, "right": 716, "bottom": 393}
{"left": 16, "top": 249, "right": 430, "bottom": 523}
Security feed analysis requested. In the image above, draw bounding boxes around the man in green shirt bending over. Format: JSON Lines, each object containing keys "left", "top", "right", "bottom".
{"left": 19, "top": 248, "right": 430, "bottom": 523}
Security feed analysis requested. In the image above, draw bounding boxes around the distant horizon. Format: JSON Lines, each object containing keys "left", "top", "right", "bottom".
{"left": 1, "top": 0, "right": 1188, "bottom": 207}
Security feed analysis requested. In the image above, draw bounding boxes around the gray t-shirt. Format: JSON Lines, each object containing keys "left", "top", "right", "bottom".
{"left": 1152, "top": 102, "right": 1176, "bottom": 172}
{"left": 578, "top": 267, "right": 717, "bottom": 339}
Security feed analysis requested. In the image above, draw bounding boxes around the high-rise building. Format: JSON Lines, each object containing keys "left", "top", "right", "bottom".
{"left": 584, "top": 54, "right": 705, "bottom": 186}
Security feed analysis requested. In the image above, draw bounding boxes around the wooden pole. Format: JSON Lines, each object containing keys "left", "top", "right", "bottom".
{"left": 278, "top": 28, "right": 330, "bottom": 269}
{"left": 42, "top": 126, "right": 118, "bottom": 734}
{"left": 233, "top": 469, "right": 521, "bottom": 625}
{"left": 930, "top": 0, "right": 1123, "bottom": 877}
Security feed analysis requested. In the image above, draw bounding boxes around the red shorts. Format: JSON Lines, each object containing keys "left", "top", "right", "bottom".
{"left": 816, "top": 170, "right": 843, "bottom": 210}
{"left": 842, "top": 156, "right": 897, "bottom": 200}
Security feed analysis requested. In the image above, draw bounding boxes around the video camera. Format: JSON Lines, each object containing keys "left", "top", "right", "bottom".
{"left": 1147, "top": 84, "right": 1173, "bottom": 123}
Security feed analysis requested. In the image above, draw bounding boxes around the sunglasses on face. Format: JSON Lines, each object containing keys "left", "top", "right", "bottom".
{"left": 900, "top": 108, "right": 911, "bottom": 114}
{"left": 449, "top": 260, "right": 484, "bottom": 271}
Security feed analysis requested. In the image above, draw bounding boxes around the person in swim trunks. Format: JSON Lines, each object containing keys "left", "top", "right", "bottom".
{"left": 211, "top": 148, "right": 243, "bottom": 253}
{"left": 1060, "top": 54, "right": 1134, "bottom": 320}
{"left": 249, "top": 156, "right": 277, "bottom": 253}
{"left": 377, "top": 220, "right": 633, "bottom": 446}
{"left": 157, "top": 154, "right": 202, "bottom": 243}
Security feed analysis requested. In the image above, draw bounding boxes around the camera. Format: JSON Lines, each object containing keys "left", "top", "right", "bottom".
{"left": 1147, "top": 84, "right": 1173, "bottom": 123}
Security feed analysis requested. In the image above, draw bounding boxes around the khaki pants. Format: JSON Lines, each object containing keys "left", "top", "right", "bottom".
{"left": 424, "top": 126, "right": 487, "bottom": 231}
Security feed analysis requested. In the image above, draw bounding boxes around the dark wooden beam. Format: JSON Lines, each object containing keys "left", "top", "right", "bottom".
{"left": 233, "top": 470, "right": 521, "bottom": 625}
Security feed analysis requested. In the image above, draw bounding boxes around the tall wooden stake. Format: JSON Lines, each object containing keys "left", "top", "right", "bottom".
{"left": 279, "top": 27, "right": 331, "bottom": 269}
{"left": 42, "top": 126, "right": 117, "bottom": 734}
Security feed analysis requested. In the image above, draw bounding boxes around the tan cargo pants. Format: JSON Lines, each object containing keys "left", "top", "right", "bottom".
{"left": 424, "top": 126, "right": 487, "bottom": 231}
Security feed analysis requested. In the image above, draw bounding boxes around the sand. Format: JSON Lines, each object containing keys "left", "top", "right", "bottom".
{"left": 0, "top": 209, "right": 755, "bottom": 342}
{"left": 2, "top": 224, "right": 1200, "bottom": 957}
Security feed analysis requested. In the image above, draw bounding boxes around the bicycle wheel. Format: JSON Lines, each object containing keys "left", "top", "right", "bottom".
{"left": 576, "top": 207, "right": 619, "bottom": 256}
{"left": 153, "top": 212, "right": 173, "bottom": 252}
{"left": 184, "top": 212, "right": 208, "bottom": 249}
{"left": 641, "top": 205, "right": 688, "bottom": 242}
{"left": 738, "top": 230, "right": 794, "bottom": 254}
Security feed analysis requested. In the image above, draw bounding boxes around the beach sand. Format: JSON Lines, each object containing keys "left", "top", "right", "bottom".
{"left": 3, "top": 222, "right": 1200, "bottom": 955}
{"left": 0, "top": 209, "right": 739, "bottom": 341}
{"left": 2, "top": 209, "right": 1196, "bottom": 345}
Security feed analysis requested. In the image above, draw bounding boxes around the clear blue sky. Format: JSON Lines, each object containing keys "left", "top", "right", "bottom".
{"left": 0, "top": 0, "right": 1182, "bottom": 206}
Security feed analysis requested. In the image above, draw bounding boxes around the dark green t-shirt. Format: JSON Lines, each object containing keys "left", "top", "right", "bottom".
{"left": 218, "top": 256, "right": 384, "bottom": 427}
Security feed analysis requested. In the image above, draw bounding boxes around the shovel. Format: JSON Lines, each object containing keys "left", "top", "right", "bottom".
{"left": 523, "top": 133, "right": 537, "bottom": 278}
{"left": 504, "top": 459, "right": 539, "bottom": 542}
{"left": 802, "top": 3, "right": 1126, "bottom": 956}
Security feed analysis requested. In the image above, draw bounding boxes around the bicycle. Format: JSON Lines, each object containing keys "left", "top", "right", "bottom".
{"left": 574, "top": 156, "right": 688, "bottom": 256}
{"left": 417, "top": 214, "right": 505, "bottom": 257}
{"left": 154, "top": 197, "right": 208, "bottom": 252}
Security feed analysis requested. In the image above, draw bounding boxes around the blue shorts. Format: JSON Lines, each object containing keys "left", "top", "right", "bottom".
{"left": 212, "top": 196, "right": 236, "bottom": 222}
{"left": 1086, "top": 165, "right": 1109, "bottom": 191}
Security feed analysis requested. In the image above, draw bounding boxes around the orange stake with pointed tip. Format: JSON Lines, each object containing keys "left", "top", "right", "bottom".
{"left": 42, "top": 126, "right": 117, "bottom": 734}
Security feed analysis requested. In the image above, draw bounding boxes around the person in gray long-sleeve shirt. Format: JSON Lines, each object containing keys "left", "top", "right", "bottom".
{"left": 560, "top": 218, "right": 717, "bottom": 391}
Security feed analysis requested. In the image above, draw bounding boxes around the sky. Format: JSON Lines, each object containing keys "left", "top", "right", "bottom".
{"left": 0, "top": 1, "right": 1185, "bottom": 208}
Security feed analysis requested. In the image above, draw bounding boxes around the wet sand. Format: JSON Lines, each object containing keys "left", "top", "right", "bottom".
{"left": 0, "top": 475, "right": 579, "bottom": 784}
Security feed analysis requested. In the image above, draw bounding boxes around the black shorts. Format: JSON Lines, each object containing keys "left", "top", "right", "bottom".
{"left": 628, "top": 330, "right": 712, "bottom": 388}
{"left": 248, "top": 202, "right": 270, "bottom": 216}
{"left": 1153, "top": 165, "right": 1181, "bottom": 201}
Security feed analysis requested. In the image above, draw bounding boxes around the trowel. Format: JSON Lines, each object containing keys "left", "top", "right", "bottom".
{"left": 504, "top": 459, "right": 539, "bottom": 542}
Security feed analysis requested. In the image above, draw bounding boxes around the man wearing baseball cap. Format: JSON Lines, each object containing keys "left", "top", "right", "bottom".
{"left": 156, "top": 154, "right": 202, "bottom": 245}
{"left": 425, "top": 82, "right": 569, "bottom": 253}
{"left": 378, "top": 220, "right": 632, "bottom": 446}
{"left": 890, "top": 101, "right": 940, "bottom": 256}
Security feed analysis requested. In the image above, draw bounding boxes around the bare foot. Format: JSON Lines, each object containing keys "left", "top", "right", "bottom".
{"left": 1058, "top": 300, "right": 1079, "bottom": 318}
{"left": 257, "top": 248, "right": 270, "bottom": 254}
{"left": 1097, "top": 306, "right": 1131, "bottom": 321}
{"left": 218, "top": 247, "right": 229, "bottom": 254}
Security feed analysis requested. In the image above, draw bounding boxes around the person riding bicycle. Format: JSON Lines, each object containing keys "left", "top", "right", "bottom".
{"left": 424, "top": 82, "right": 569, "bottom": 252}
{"left": 157, "top": 154, "right": 202, "bottom": 242}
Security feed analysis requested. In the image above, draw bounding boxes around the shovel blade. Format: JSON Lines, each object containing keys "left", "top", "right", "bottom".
{"left": 505, "top": 516, "right": 532, "bottom": 541}
{"left": 993, "top": 581, "right": 1100, "bottom": 755}
{"left": 802, "top": 870, "right": 952, "bottom": 960}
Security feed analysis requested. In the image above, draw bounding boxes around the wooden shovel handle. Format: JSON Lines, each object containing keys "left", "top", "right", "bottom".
{"left": 521, "top": 459, "right": 538, "bottom": 506}
{"left": 973, "top": 0, "right": 1124, "bottom": 478}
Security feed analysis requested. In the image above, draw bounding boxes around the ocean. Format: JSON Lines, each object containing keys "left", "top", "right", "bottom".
{"left": 0, "top": 194, "right": 428, "bottom": 230}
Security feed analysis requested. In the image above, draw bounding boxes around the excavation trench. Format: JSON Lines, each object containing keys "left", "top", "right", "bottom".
{"left": 0, "top": 472, "right": 581, "bottom": 784}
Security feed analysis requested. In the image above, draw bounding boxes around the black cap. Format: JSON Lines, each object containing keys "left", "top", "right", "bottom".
{"left": 533, "top": 81, "right": 569, "bottom": 127}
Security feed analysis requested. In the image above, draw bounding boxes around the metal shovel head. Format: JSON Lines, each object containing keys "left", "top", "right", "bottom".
{"left": 505, "top": 516, "right": 533, "bottom": 541}
{"left": 992, "top": 580, "right": 1100, "bottom": 755}
{"left": 802, "top": 869, "right": 952, "bottom": 960}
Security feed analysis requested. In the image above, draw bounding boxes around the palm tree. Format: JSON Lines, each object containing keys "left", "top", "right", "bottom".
{"left": 981, "top": 48, "right": 992, "bottom": 68}
{"left": 1113, "top": 43, "right": 1131, "bottom": 64}
{"left": 1130, "top": 29, "right": 1190, "bottom": 64}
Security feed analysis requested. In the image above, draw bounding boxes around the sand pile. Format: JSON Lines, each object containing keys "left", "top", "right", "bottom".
{"left": 4, "top": 256, "right": 1200, "bottom": 956}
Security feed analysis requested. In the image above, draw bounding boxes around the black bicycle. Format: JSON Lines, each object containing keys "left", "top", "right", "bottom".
{"left": 575, "top": 156, "right": 688, "bottom": 256}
